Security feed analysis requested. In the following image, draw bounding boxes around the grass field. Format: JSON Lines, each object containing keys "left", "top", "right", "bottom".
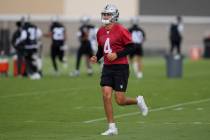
{"left": 0, "top": 57, "right": 210, "bottom": 140}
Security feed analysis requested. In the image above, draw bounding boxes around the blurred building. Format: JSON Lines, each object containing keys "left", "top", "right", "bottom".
{"left": 0, "top": 0, "right": 138, "bottom": 18}
{"left": 1, "top": 0, "right": 210, "bottom": 17}
{"left": 0, "top": 0, "right": 210, "bottom": 56}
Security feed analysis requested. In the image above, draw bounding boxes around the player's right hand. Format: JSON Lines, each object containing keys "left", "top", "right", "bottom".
{"left": 90, "top": 56, "right": 97, "bottom": 64}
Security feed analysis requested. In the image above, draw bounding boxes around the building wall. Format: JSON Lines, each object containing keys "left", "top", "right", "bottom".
{"left": 0, "top": 0, "right": 138, "bottom": 18}
{"left": 1, "top": 0, "right": 209, "bottom": 17}
{"left": 63, "top": 0, "right": 138, "bottom": 18}
{"left": 0, "top": 0, "right": 64, "bottom": 15}
{"left": 1, "top": 0, "right": 209, "bottom": 56}
{"left": 140, "top": 0, "right": 210, "bottom": 16}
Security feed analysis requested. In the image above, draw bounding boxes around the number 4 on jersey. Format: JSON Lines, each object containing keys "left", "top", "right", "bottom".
{"left": 104, "top": 38, "right": 112, "bottom": 54}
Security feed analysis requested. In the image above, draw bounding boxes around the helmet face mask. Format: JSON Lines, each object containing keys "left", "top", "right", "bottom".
{"left": 101, "top": 4, "right": 119, "bottom": 25}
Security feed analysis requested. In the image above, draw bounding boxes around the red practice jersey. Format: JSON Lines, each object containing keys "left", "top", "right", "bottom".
{"left": 97, "top": 23, "right": 132, "bottom": 65}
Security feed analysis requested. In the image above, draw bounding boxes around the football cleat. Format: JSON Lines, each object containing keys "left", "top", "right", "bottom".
{"left": 30, "top": 73, "right": 41, "bottom": 80}
{"left": 137, "top": 96, "right": 148, "bottom": 116}
{"left": 136, "top": 72, "right": 143, "bottom": 79}
{"left": 69, "top": 70, "right": 80, "bottom": 77}
{"left": 87, "top": 68, "right": 93, "bottom": 76}
{"left": 101, "top": 128, "right": 118, "bottom": 136}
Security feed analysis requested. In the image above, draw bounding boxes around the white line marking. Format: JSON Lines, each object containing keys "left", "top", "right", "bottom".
{"left": 137, "top": 122, "right": 210, "bottom": 125}
{"left": 23, "top": 120, "right": 81, "bottom": 125}
{"left": 83, "top": 98, "right": 210, "bottom": 123}
{"left": 193, "top": 122, "right": 202, "bottom": 124}
{"left": 196, "top": 107, "right": 204, "bottom": 111}
{"left": 0, "top": 88, "right": 73, "bottom": 98}
{"left": 0, "top": 86, "right": 92, "bottom": 99}
{"left": 73, "top": 106, "right": 104, "bottom": 110}
{"left": 173, "top": 107, "right": 183, "bottom": 111}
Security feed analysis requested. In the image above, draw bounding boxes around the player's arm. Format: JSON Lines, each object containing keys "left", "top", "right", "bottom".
{"left": 142, "top": 29, "right": 146, "bottom": 42}
{"left": 96, "top": 46, "right": 103, "bottom": 61}
{"left": 44, "top": 26, "right": 53, "bottom": 38}
{"left": 116, "top": 43, "right": 136, "bottom": 58}
{"left": 15, "top": 30, "right": 27, "bottom": 46}
{"left": 107, "top": 43, "right": 136, "bottom": 61}
{"left": 90, "top": 46, "right": 103, "bottom": 63}
{"left": 36, "top": 28, "right": 42, "bottom": 39}
{"left": 43, "top": 32, "right": 52, "bottom": 38}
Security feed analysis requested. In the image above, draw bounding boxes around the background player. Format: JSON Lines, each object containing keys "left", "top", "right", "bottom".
{"left": 45, "top": 16, "right": 67, "bottom": 75}
{"left": 70, "top": 16, "right": 96, "bottom": 76}
{"left": 169, "top": 16, "right": 184, "bottom": 55}
{"left": 11, "top": 19, "right": 26, "bottom": 77}
{"left": 20, "top": 17, "right": 43, "bottom": 79}
{"left": 129, "top": 17, "right": 146, "bottom": 79}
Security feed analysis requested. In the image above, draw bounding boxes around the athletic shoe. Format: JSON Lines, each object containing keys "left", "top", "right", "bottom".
{"left": 136, "top": 72, "right": 143, "bottom": 79}
{"left": 87, "top": 68, "right": 93, "bottom": 76}
{"left": 69, "top": 70, "right": 80, "bottom": 77}
{"left": 62, "top": 62, "right": 68, "bottom": 69}
{"left": 137, "top": 96, "right": 148, "bottom": 116}
{"left": 30, "top": 73, "right": 41, "bottom": 80}
{"left": 101, "top": 128, "right": 118, "bottom": 136}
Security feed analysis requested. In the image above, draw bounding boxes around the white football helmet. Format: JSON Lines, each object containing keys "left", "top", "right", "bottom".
{"left": 130, "top": 17, "right": 139, "bottom": 25}
{"left": 51, "top": 15, "right": 59, "bottom": 22}
{"left": 101, "top": 4, "right": 119, "bottom": 25}
{"left": 80, "top": 16, "right": 90, "bottom": 25}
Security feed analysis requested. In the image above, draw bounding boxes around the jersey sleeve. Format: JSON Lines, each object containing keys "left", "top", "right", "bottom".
{"left": 37, "top": 28, "right": 42, "bottom": 39}
{"left": 120, "top": 26, "right": 132, "bottom": 46}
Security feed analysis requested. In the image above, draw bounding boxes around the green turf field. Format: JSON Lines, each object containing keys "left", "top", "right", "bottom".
{"left": 0, "top": 57, "right": 210, "bottom": 140}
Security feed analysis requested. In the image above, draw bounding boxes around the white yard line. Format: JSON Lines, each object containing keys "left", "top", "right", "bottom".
{"left": 83, "top": 98, "right": 210, "bottom": 123}
{"left": 0, "top": 86, "right": 95, "bottom": 99}
{"left": 0, "top": 85, "right": 98, "bottom": 99}
{"left": 0, "top": 88, "right": 74, "bottom": 99}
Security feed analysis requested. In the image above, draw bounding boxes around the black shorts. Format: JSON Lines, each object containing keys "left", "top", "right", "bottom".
{"left": 78, "top": 41, "right": 93, "bottom": 57}
{"left": 100, "top": 64, "right": 129, "bottom": 92}
{"left": 130, "top": 43, "right": 143, "bottom": 58}
{"left": 51, "top": 45, "right": 64, "bottom": 60}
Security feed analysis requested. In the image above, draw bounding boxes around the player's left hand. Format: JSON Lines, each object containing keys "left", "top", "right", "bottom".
{"left": 90, "top": 55, "right": 97, "bottom": 64}
{"left": 107, "top": 53, "right": 117, "bottom": 61}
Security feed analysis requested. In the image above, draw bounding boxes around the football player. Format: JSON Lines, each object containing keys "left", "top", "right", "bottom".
{"left": 169, "top": 16, "right": 184, "bottom": 55}
{"left": 21, "top": 17, "right": 42, "bottom": 80}
{"left": 11, "top": 19, "right": 26, "bottom": 77}
{"left": 70, "top": 16, "right": 96, "bottom": 76}
{"left": 128, "top": 17, "right": 146, "bottom": 79}
{"left": 46, "top": 16, "right": 67, "bottom": 75}
{"left": 90, "top": 4, "right": 149, "bottom": 135}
